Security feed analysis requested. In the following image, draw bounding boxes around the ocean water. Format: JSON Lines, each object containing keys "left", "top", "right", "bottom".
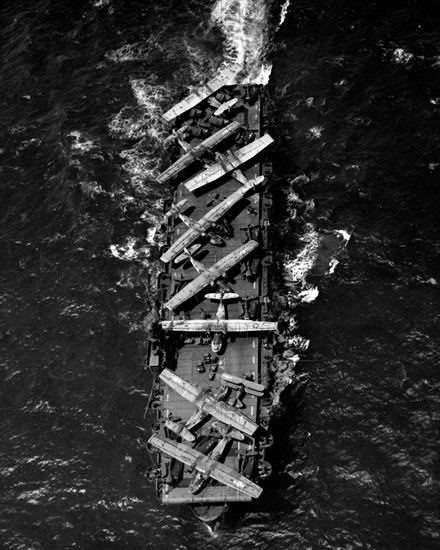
{"left": 1, "top": 1, "right": 439, "bottom": 549}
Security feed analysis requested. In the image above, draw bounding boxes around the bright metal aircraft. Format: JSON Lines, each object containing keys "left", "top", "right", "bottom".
{"left": 157, "top": 121, "right": 241, "bottom": 184}
{"left": 162, "top": 64, "right": 241, "bottom": 122}
{"left": 148, "top": 434, "right": 262, "bottom": 499}
{"left": 164, "top": 240, "right": 259, "bottom": 311}
{"left": 160, "top": 176, "right": 264, "bottom": 264}
{"left": 159, "top": 368, "right": 259, "bottom": 437}
{"left": 220, "top": 373, "right": 266, "bottom": 397}
{"left": 161, "top": 292, "right": 278, "bottom": 354}
{"left": 183, "top": 134, "right": 274, "bottom": 193}
{"left": 207, "top": 96, "right": 238, "bottom": 116}
{"left": 188, "top": 422, "right": 245, "bottom": 494}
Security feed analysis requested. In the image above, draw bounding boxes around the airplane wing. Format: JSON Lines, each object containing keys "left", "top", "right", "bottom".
{"left": 160, "top": 368, "right": 200, "bottom": 404}
{"left": 184, "top": 134, "right": 274, "bottom": 193}
{"left": 148, "top": 434, "right": 262, "bottom": 499}
{"left": 164, "top": 240, "right": 258, "bottom": 311}
{"left": 201, "top": 397, "right": 259, "bottom": 437}
{"left": 160, "top": 320, "right": 222, "bottom": 332}
{"left": 208, "top": 240, "right": 258, "bottom": 278}
{"left": 157, "top": 122, "right": 241, "bottom": 184}
{"left": 223, "top": 320, "right": 278, "bottom": 332}
{"left": 160, "top": 179, "right": 261, "bottom": 264}
{"left": 208, "top": 461, "right": 262, "bottom": 499}
{"left": 200, "top": 177, "right": 261, "bottom": 225}
{"left": 162, "top": 64, "right": 240, "bottom": 122}
{"left": 183, "top": 160, "right": 227, "bottom": 193}
{"left": 148, "top": 434, "right": 199, "bottom": 467}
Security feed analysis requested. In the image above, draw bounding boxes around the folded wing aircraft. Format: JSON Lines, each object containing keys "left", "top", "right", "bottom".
{"left": 162, "top": 64, "right": 241, "bottom": 122}
{"left": 183, "top": 134, "right": 274, "bottom": 193}
{"left": 221, "top": 373, "right": 266, "bottom": 397}
{"left": 208, "top": 96, "right": 238, "bottom": 116}
{"left": 156, "top": 121, "right": 241, "bottom": 184}
{"left": 160, "top": 176, "right": 264, "bottom": 264}
{"left": 164, "top": 240, "right": 258, "bottom": 311}
{"left": 159, "top": 368, "right": 259, "bottom": 437}
{"left": 148, "top": 434, "right": 262, "bottom": 499}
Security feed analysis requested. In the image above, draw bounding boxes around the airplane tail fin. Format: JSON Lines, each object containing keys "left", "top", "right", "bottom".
{"left": 229, "top": 398, "right": 245, "bottom": 409}
{"left": 232, "top": 169, "right": 248, "bottom": 185}
{"left": 205, "top": 292, "right": 240, "bottom": 301}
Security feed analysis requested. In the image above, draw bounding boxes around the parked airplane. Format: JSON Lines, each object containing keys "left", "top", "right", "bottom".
{"left": 148, "top": 434, "right": 262, "bottom": 498}
{"left": 157, "top": 121, "right": 241, "bottom": 184}
{"left": 220, "top": 373, "right": 266, "bottom": 397}
{"left": 183, "top": 134, "right": 274, "bottom": 193}
{"left": 207, "top": 96, "right": 238, "bottom": 116}
{"left": 161, "top": 292, "right": 278, "bottom": 354}
{"left": 164, "top": 240, "right": 259, "bottom": 311}
{"left": 160, "top": 177, "right": 264, "bottom": 264}
{"left": 188, "top": 422, "right": 245, "bottom": 494}
{"left": 162, "top": 64, "right": 241, "bottom": 122}
{"left": 159, "top": 368, "right": 259, "bottom": 437}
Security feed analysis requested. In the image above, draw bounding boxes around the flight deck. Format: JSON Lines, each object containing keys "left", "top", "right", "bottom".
{"left": 147, "top": 83, "right": 275, "bottom": 517}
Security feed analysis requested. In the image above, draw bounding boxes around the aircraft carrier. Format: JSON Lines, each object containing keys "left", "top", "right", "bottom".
{"left": 145, "top": 66, "right": 277, "bottom": 524}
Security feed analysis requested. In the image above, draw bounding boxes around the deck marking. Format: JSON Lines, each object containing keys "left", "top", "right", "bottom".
{"left": 252, "top": 340, "right": 256, "bottom": 348}
{"left": 253, "top": 282, "right": 256, "bottom": 289}
{"left": 166, "top": 393, "right": 169, "bottom": 402}
{"left": 252, "top": 356, "right": 255, "bottom": 364}
{"left": 251, "top": 405, "right": 254, "bottom": 416}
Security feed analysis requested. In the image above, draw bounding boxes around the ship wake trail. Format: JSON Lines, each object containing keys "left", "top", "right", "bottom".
{"left": 211, "top": 0, "right": 272, "bottom": 84}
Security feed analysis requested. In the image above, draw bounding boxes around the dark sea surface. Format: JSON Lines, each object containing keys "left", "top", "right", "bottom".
{"left": 1, "top": 1, "right": 439, "bottom": 549}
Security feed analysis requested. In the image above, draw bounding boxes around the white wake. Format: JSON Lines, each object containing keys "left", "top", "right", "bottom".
{"left": 211, "top": 0, "right": 272, "bottom": 84}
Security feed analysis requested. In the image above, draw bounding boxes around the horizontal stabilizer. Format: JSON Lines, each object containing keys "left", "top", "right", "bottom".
{"left": 205, "top": 293, "right": 240, "bottom": 301}
{"left": 172, "top": 243, "right": 202, "bottom": 265}
{"left": 214, "top": 97, "right": 238, "bottom": 116}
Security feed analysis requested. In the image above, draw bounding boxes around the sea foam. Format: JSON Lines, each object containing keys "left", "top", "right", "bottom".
{"left": 211, "top": 0, "right": 272, "bottom": 84}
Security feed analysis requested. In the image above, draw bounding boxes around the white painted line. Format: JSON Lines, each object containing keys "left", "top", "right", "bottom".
{"left": 252, "top": 340, "right": 256, "bottom": 348}
{"left": 166, "top": 393, "right": 169, "bottom": 402}
{"left": 252, "top": 356, "right": 255, "bottom": 364}
{"left": 253, "top": 282, "right": 256, "bottom": 289}
{"left": 251, "top": 405, "right": 254, "bottom": 415}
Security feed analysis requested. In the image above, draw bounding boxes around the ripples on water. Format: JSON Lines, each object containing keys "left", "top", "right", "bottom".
{"left": 1, "top": 0, "right": 439, "bottom": 549}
